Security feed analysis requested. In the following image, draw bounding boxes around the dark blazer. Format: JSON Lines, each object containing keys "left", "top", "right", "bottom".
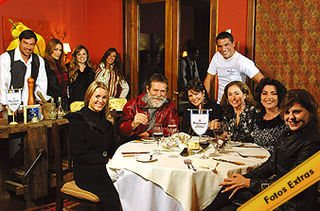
{"left": 67, "top": 107, "right": 120, "bottom": 210}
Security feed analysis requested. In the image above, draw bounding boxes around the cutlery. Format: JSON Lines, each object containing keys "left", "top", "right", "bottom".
{"left": 237, "top": 152, "right": 267, "bottom": 159}
{"left": 212, "top": 157, "right": 245, "bottom": 166}
{"left": 212, "top": 162, "right": 220, "bottom": 174}
{"left": 234, "top": 144, "right": 261, "bottom": 148}
{"left": 184, "top": 159, "right": 197, "bottom": 171}
{"left": 121, "top": 151, "right": 150, "bottom": 155}
{"left": 183, "top": 159, "right": 191, "bottom": 169}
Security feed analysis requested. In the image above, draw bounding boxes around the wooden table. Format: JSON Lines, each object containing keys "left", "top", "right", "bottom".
{"left": 0, "top": 118, "right": 68, "bottom": 208}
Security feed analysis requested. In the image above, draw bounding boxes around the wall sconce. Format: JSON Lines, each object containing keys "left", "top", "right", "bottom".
{"left": 63, "top": 43, "right": 71, "bottom": 54}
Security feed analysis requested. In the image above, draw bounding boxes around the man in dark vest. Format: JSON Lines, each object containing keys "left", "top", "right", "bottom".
{"left": 0, "top": 29, "right": 49, "bottom": 109}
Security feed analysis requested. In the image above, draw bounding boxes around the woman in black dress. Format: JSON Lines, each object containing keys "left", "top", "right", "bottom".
{"left": 182, "top": 78, "right": 222, "bottom": 134}
{"left": 67, "top": 81, "right": 121, "bottom": 211}
{"left": 252, "top": 77, "right": 288, "bottom": 152}
{"left": 67, "top": 45, "right": 95, "bottom": 104}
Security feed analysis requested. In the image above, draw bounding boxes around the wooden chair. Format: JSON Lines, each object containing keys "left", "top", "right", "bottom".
{"left": 51, "top": 123, "right": 101, "bottom": 211}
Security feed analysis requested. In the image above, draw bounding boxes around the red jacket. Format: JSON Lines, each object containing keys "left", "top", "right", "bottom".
{"left": 118, "top": 93, "right": 179, "bottom": 140}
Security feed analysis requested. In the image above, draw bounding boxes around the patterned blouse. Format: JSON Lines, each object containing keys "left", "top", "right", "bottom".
{"left": 223, "top": 105, "right": 257, "bottom": 143}
{"left": 251, "top": 114, "right": 288, "bottom": 153}
{"left": 95, "top": 64, "right": 129, "bottom": 98}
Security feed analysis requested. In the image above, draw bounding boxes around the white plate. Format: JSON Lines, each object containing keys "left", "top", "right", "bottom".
{"left": 228, "top": 141, "right": 243, "bottom": 147}
{"left": 136, "top": 154, "right": 157, "bottom": 162}
{"left": 141, "top": 137, "right": 156, "bottom": 142}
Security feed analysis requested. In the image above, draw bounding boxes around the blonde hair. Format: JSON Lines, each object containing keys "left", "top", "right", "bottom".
{"left": 84, "top": 81, "right": 110, "bottom": 116}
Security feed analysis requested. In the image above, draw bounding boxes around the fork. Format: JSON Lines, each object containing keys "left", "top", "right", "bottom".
{"left": 184, "top": 159, "right": 197, "bottom": 171}
{"left": 183, "top": 159, "right": 191, "bottom": 169}
{"left": 212, "top": 162, "right": 220, "bottom": 174}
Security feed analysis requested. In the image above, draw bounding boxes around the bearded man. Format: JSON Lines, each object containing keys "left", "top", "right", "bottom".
{"left": 119, "top": 73, "right": 179, "bottom": 141}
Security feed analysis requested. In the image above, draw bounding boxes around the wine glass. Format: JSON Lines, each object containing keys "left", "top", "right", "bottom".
{"left": 213, "top": 121, "right": 231, "bottom": 149}
{"left": 7, "top": 88, "right": 22, "bottom": 125}
{"left": 168, "top": 119, "right": 178, "bottom": 142}
{"left": 152, "top": 123, "right": 164, "bottom": 155}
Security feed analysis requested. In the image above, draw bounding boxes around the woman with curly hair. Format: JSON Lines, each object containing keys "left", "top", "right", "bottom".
{"left": 251, "top": 77, "right": 288, "bottom": 152}
{"left": 220, "top": 81, "right": 257, "bottom": 142}
{"left": 67, "top": 45, "right": 95, "bottom": 104}
{"left": 95, "top": 48, "right": 129, "bottom": 98}
{"left": 44, "top": 38, "right": 69, "bottom": 110}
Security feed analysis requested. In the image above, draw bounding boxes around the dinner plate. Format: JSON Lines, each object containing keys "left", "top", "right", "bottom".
{"left": 136, "top": 154, "right": 157, "bottom": 162}
{"left": 228, "top": 141, "right": 243, "bottom": 147}
{"left": 141, "top": 137, "right": 156, "bottom": 142}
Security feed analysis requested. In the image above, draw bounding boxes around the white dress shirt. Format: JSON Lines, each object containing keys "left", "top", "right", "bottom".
{"left": 0, "top": 47, "right": 49, "bottom": 106}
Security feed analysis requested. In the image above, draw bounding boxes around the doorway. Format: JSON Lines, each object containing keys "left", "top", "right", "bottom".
{"left": 124, "top": 0, "right": 218, "bottom": 102}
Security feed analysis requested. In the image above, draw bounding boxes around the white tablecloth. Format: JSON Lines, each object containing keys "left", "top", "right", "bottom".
{"left": 107, "top": 140, "right": 270, "bottom": 211}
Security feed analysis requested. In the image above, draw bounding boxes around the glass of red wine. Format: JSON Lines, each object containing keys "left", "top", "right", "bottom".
{"left": 153, "top": 123, "right": 164, "bottom": 155}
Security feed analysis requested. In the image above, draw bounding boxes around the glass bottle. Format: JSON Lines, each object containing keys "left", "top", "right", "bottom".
{"left": 56, "top": 97, "right": 65, "bottom": 119}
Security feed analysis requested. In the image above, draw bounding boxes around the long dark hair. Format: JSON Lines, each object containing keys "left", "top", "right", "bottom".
{"left": 98, "top": 48, "right": 125, "bottom": 80}
{"left": 44, "top": 38, "right": 67, "bottom": 72}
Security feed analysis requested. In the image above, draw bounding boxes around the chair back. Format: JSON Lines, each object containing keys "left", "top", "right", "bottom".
{"left": 51, "top": 123, "right": 72, "bottom": 190}
{"left": 70, "top": 101, "right": 85, "bottom": 112}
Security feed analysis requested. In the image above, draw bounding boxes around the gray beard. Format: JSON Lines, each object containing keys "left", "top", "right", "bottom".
{"left": 144, "top": 93, "right": 167, "bottom": 108}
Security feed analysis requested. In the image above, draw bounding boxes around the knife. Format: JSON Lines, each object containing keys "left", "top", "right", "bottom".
{"left": 212, "top": 157, "right": 245, "bottom": 166}
{"left": 121, "top": 151, "right": 150, "bottom": 155}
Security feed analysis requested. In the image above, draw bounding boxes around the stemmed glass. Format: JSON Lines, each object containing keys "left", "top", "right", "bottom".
{"left": 7, "top": 88, "right": 22, "bottom": 125}
{"left": 152, "top": 123, "right": 164, "bottom": 155}
{"left": 213, "top": 121, "right": 231, "bottom": 150}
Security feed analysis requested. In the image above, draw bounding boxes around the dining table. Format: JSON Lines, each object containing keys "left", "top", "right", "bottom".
{"left": 107, "top": 137, "right": 270, "bottom": 211}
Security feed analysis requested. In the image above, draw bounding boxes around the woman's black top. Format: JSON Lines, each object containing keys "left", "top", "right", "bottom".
{"left": 68, "top": 66, "right": 95, "bottom": 103}
{"left": 251, "top": 113, "right": 288, "bottom": 153}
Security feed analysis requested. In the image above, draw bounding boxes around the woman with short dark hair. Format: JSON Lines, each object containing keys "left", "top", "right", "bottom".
{"left": 181, "top": 78, "right": 222, "bottom": 134}
{"left": 251, "top": 77, "right": 288, "bottom": 152}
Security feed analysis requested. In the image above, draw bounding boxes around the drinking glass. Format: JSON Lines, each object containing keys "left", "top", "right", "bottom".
{"left": 7, "top": 89, "right": 22, "bottom": 125}
{"left": 153, "top": 123, "right": 164, "bottom": 155}
{"left": 213, "top": 122, "right": 231, "bottom": 149}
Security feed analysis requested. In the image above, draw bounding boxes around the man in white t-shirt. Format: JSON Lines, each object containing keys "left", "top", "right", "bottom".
{"left": 204, "top": 32, "right": 264, "bottom": 103}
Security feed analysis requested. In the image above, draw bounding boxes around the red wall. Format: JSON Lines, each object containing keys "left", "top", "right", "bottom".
{"left": 218, "top": 0, "right": 248, "bottom": 54}
{"left": 0, "top": 0, "right": 122, "bottom": 64}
